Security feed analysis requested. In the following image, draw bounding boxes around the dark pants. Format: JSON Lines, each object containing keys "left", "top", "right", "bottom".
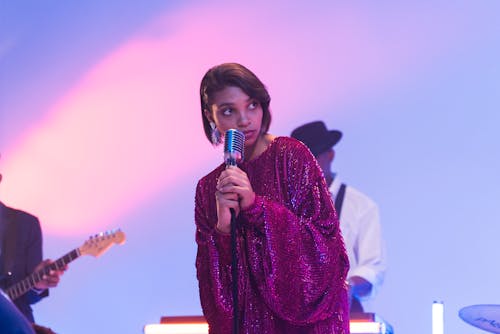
{"left": 350, "top": 296, "right": 364, "bottom": 313}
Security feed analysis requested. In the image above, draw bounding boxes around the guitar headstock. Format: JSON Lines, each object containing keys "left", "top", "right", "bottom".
{"left": 79, "top": 229, "right": 126, "bottom": 257}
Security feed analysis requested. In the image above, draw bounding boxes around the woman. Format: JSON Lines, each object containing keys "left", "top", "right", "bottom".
{"left": 195, "top": 63, "right": 349, "bottom": 333}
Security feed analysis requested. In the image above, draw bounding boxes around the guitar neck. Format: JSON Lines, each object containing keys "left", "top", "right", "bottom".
{"left": 5, "top": 248, "right": 81, "bottom": 301}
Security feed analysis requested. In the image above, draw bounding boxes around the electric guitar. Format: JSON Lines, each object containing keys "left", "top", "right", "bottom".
{"left": 4, "top": 229, "right": 126, "bottom": 301}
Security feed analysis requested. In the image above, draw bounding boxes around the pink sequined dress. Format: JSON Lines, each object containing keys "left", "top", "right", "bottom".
{"left": 195, "top": 136, "right": 350, "bottom": 333}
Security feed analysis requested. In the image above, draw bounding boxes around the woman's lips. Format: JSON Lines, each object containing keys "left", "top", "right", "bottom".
{"left": 243, "top": 130, "right": 254, "bottom": 140}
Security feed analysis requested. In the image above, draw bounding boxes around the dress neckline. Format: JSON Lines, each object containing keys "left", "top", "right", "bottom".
{"left": 242, "top": 136, "right": 282, "bottom": 166}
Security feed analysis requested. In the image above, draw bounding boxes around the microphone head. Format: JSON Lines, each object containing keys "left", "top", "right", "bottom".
{"left": 224, "top": 129, "right": 245, "bottom": 166}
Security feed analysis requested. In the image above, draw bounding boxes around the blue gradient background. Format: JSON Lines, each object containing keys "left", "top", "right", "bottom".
{"left": 1, "top": 2, "right": 499, "bottom": 333}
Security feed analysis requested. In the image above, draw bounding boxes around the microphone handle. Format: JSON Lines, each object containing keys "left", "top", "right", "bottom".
{"left": 230, "top": 207, "right": 239, "bottom": 334}
{"left": 224, "top": 128, "right": 243, "bottom": 334}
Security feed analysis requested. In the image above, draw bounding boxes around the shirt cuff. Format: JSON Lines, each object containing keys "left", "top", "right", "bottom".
{"left": 31, "top": 287, "right": 46, "bottom": 294}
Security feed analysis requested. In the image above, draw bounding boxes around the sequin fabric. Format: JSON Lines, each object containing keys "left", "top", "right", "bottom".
{"left": 195, "top": 137, "right": 350, "bottom": 334}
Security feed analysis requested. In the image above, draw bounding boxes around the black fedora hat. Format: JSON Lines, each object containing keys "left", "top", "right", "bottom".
{"left": 291, "top": 121, "right": 342, "bottom": 156}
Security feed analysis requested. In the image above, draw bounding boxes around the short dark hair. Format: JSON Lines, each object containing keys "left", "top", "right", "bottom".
{"left": 200, "top": 63, "right": 272, "bottom": 143}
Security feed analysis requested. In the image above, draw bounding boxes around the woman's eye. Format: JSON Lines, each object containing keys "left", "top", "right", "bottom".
{"left": 249, "top": 101, "right": 258, "bottom": 110}
{"left": 222, "top": 108, "right": 232, "bottom": 116}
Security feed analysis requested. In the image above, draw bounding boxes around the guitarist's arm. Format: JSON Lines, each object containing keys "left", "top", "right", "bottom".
{"left": 21, "top": 216, "right": 46, "bottom": 307}
{"left": 24, "top": 218, "right": 66, "bottom": 304}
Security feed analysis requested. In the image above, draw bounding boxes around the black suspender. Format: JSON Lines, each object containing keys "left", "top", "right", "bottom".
{"left": 334, "top": 183, "right": 347, "bottom": 218}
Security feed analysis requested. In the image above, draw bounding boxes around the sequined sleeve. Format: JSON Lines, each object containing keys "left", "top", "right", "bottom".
{"left": 239, "top": 139, "right": 349, "bottom": 328}
{"left": 194, "top": 176, "right": 234, "bottom": 334}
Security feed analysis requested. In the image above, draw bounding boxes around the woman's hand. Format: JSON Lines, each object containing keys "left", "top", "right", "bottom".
{"left": 215, "top": 166, "right": 255, "bottom": 233}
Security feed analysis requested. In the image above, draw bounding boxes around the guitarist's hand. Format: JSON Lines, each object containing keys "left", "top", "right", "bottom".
{"left": 33, "top": 259, "right": 67, "bottom": 291}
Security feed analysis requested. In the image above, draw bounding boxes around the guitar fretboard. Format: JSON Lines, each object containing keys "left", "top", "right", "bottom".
{"left": 6, "top": 248, "right": 80, "bottom": 300}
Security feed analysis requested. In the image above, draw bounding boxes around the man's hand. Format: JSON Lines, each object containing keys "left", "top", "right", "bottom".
{"left": 33, "top": 259, "right": 67, "bottom": 291}
{"left": 348, "top": 276, "right": 372, "bottom": 299}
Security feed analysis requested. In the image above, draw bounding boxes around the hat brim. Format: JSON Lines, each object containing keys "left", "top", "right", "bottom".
{"left": 310, "top": 130, "right": 342, "bottom": 156}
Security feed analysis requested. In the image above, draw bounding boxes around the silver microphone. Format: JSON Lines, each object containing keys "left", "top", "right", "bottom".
{"left": 223, "top": 129, "right": 245, "bottom": 334}
{"left": 224, "top": 129, "right": 245, "bottom": 167}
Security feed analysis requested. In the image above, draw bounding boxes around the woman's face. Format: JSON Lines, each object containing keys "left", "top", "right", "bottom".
{"left": 206, "top": 86, "right": 263, "bottom": 149}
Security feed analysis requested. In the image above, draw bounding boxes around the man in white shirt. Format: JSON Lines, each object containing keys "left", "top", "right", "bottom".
{"left": 291, "top": 121, "right": 387, "bottom": 313}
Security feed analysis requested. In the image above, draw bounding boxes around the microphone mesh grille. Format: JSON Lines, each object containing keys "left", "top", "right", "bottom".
{"left": 224, "top": 129, "right": 245, "bottom": 165}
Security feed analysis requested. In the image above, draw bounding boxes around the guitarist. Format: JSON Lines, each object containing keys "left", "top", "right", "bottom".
{"left": 0, "top": 168, "right": 66, "bottom": 326}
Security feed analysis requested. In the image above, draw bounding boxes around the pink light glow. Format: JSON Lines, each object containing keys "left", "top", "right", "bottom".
{"left": 2, "top": 16, "right": 211, "bottom": 235}
{"left": 1, "top": 2, "right": 468, "bottom": 236}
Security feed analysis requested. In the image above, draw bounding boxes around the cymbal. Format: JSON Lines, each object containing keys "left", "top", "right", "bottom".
{"left": 459, "top": 304, "right": 500, "bottom": 333}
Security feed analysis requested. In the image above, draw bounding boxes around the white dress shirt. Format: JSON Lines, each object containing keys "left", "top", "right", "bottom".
{"left": 329, "top": 174, "right": 387, "bottom": 302}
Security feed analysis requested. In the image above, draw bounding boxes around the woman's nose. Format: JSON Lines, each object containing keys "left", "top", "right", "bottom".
{"left": 238, "top": 111, "right": 250, "bottom": 127}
